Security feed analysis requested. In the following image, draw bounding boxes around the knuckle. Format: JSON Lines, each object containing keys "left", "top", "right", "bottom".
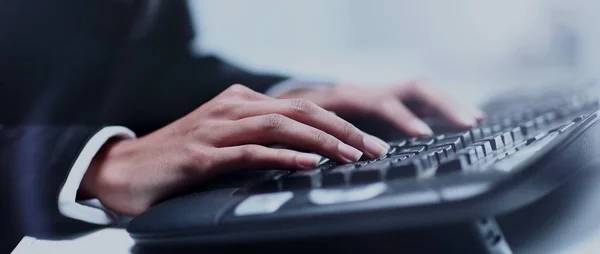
{"left": 226, "top": 84, "right": 252, "bottom": 95}
{"left": 312, "top": 130, "right": 330, "bottom": 145}
{"left": 210, "top": 101, "right": 235, "bottom": 116}
{"left": 262, "top": 114, "right": 287, "bottom": 131}
{"left": 271, "top": 149, "right": 289, "bottom": 162}
{"left": 239, "top": 145, "right": 259, "bottom": 162}
{"left": 290, "top": 98, "right": 317, "bottom": 115}
{"left": 341, "top": 122, "right": 359, "bottom": 139}
{"left": 406, "top": 78, "right": 431, "bottom": 92}
{"left": 183, "top": 144, "right": 212, "bottom": 169}
{"left": 414, "top": 77, "right": 431, "bottom": 85}
{"left": 404, "top": 79, "right": 422, "bottom": 91}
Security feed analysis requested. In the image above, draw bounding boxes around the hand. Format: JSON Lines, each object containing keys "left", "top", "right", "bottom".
{"left": 277, "top": 79, "right": 485, "bottom": 136}
{"left": 80, "top": 84, "right": 390, "bottom": 216}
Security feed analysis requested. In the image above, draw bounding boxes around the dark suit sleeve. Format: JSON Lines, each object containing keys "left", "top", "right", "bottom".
{"left": 0, "top": 125, "right": 105, "bottom": 241}
{"left": 141, "top": 0, "right": 289, "bottom": 96}
{"left": 0, "top": 1, "right": 288, "bottom": 247}
{"left": 190, "top": 54, "right": 288, "bottom": 94}
{"left": 155, "top": 53, "right": 288, "bottom": 99}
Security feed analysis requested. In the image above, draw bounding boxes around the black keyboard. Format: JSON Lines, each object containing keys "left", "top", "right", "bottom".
{"left": 249, "top": 87, "right": 599, "bottom": 194}
{"left": 127, "top": 83, "right": 600, "bottom": 253}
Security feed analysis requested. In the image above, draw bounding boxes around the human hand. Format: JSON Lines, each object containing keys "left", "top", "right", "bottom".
{"left": 277, "top": 79, "right": 485, "bottom": 136}
{"left": 80, "top": 84, "right": 390, "bottom": 216}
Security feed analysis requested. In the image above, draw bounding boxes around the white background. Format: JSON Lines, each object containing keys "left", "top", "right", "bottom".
{"left": 188, "top": 0, "right": 600, "bottom": 104}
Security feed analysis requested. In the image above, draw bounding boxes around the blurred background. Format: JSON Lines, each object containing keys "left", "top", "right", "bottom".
{"left": 189, "top": 0, "right": 600, "bottom": 105}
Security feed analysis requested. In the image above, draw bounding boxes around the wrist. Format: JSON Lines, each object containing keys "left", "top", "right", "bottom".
{"left": 78, "top": 138, "right": 135, "bottom": 207}
{"left": 78, "top": 134, "right": 191, "bottom": 216}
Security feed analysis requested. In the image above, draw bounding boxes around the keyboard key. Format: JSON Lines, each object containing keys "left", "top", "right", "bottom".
{"left": 350, "top": 161, "right": 390, "bottom": 184}
{"left": 419, "top": 153, "right": 438, "bottom": 168}
{"left": 534, "top": 116, "right": 546, "bottom": 129}
{"left": 491, "top": 124, "right": 503, "bottom": 133}
{"left": 434, "top": 134, "right": 446, "bottom": 141}
{"left": 374, "top": 154, "right": 389, "bottom": 162}
{"left": 409, "top": 137, "right": 435, "bottom": 147}
{"left": 280, "top": 169, "right": 322, "bottom": 189}
{"left": 510, "top": 127, "right": 524, "bottom": 142}
{"left": 482, "top": 135, "right": 504, "bottom": 150}
{"left": 521, "top": 120, "right": 536, "bottom": 136}
{"left": 472, "top": 145, "right": 486, "bottom": 159}
{"left": 501, "top": 132, "right": 513, "bottom": 145}
{"left": 322, "top": 164, "right": 355, "bottom": 187}
{"left": 319, "top": 159, "right": 338, "bottom": 170}
{"left": 428, "top": 149, "right": 446, "bottom": 164}
{"left": 512, "top": 112, "right": 525, "bottom": 122}
{"left": 436, "top": 156, "right": 470, "bottom": 175}
{"left": 470, "top": 128, "right": 483, "bottom": 142}
{"left": 428, "top": 145, "right": 454, "bottom": 164}
{"left": 543, "top": 112, "right": 558, "bottom": 123}
{"left": 457, "top": 148, "right": 478, "bottom": 164}
{"left": 352, "top": 160, "right": 370, "bottom": 167}
{"left": 394, "top": 145, "right": 427, "bottom": 154}
{"left": 440, "top": 145, "right": 455, "bottom": 157}
{"left": 389, "top": 152, "right": 417, "bottom": 162}
{"left": 501, "top": 118, "right": 513, "bottom": 128}
{"left": 471, "top": 141, "right": 493, "bottom": 156}
{"left": 555, "top": 108, "right": 574, "bottom": 119}
{"left": 386, "top": 146, "right": 397, "bottom": 155}
{"left": 388, "top": 160, "right": 421, "bottom": 179}
{"left": 481, "top": 127, "right": 493, "bottom": 137}
{"left": 446, "top": 131, "right": 472, "bottom": 147}
{"left": 389, "top": 140, "right": 407, "bottom": 148}
{"left": 432, "top": 137, "right": 463, "bottom": 151}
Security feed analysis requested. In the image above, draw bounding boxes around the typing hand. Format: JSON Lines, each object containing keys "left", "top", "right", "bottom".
{"left": 277, "top": 79, "right": 485, "bottom": 136}
{"left": 79, "top": 84, "right": 389, "bottom": 216}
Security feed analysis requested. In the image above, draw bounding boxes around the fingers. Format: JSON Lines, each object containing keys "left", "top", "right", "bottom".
{"left": 398, "top": 80, "right": 485, "bottom": 128}
{"left": 215, "top": 145, "right": 323, "bottom": 171}
{"left": 210, "top": 84, "right": 390, "bottom": 160}
{"left": 377, "top": 99, "right": 433, "bottom": 137}
{"left": 215, "top": 114, "right": 366, "bottom": 163}
{"left": 230, "top": 98, "right": 389, "bottom": 158}
{"left": 218, "top": 84, "right": 274, "bottom": 101}
{"left": 362, "top": 132, "right": 389, "bottom": 148}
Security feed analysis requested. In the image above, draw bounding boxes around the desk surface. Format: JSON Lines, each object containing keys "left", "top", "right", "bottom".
{"left": 12, "top": 224, "right": 600, "bottom": 254}
{"left": 13, "top": 229, "right": 133, "bottom": 254}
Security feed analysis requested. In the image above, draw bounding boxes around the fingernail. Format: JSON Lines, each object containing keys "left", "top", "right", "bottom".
{"left": 363, "top": 136, "right": 389, "bottom": 158}
{"left": 457, "top": 112, "right": 477, "bottom": 127}
{"left": 337, "top": 142, "right": 363, "bottom": 162}
{"left": 410, "top": 119, "right": 433, "bottom": 136}
{"left": 296, "top": 153, "right": 322, "bottom": 168}
{"left": 371, "top": 134, "right": 390, "bottom": 150}
{"left": 362, "top": 132, "right": 390, "bottom": 150}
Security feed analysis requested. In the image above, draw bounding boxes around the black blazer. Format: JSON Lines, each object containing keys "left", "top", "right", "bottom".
{"left": 0, "top": 0, "right": 286, "bottom": 249}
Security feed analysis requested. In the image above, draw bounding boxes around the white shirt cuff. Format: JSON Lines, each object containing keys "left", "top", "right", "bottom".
{"left": 58, "top": 126, "right": 136, "bottom": 225}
